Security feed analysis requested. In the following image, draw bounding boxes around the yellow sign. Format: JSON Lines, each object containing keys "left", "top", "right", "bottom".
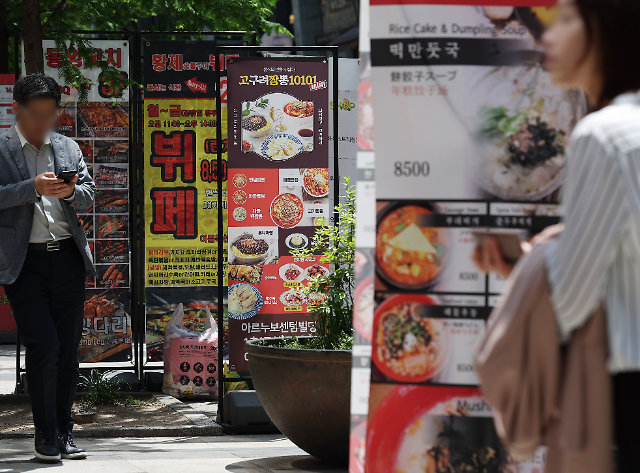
{"left": 143, "top": 99, "right": 228, "bottom": 286}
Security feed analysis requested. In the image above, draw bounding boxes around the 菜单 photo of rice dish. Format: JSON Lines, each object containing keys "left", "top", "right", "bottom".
{"left": 470, "top": 66, "right": 587, "bottom": 201}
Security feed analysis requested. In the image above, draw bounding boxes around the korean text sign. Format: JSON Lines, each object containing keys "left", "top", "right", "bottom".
{"left": 43, "top": 40, "right": 133, "bottom": 363}
{"left": 226, "top": 57, "right": 330, "bottom": 371}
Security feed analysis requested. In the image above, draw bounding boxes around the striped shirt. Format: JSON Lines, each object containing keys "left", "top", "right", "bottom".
{"left": 547, "top": 91, "right": 640, "bottom": 373}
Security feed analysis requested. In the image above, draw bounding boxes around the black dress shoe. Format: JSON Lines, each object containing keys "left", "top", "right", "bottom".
{"left": 34, "top": 428, "right": 61, "bottom": 462}
{"left": 58, "top": 431, "right": 87, "bottom": 459}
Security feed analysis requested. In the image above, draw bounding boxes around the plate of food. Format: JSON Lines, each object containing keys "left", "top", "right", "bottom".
{"left": 260, "top": 133, "right": 304, "bottom": 161}
{"left": 233, "top": 207, "right": 247, "bottom": 222}
{"left": 372, "top": 294, "right": 449, "bottom": 383}
{"left": 242, "top": 114, "right": 272, "bottom": 138}
{"left": 306, "top": 292, "right": 327, "bottom": 307}
{"left": 228, "top": 283, "right": 263, "bottom": 320}
{"left": 283, "top": 100, "right": 314, "bottom": 118}
{"left": 471, "top": 66, "right": 587, "bottom": 201}
{"left": 280, "top": 289, "right": 305, "bottom": 307}
{"left": 233, "top": 173, "right": 247, "bottom": 188}
{"left": 229, "top": 264, "right": 263, "bottom": 284}
{"left": 376, "top": 203, "right": 449, "bottom": 291}
{"left": 366, "top": 386, "right": 514, "bottom": 473}
{"left": 303, "top": 168, "right": 330, "bottom": 197}
{"left": 279, "top": 263, "right": 304, "bottom": 283}
{"left": 230, "top": 234, "right": 270, "bottom": 264}
{"left": 285, "top": 233, "right": 309, "bottom": 250}
{"left": 232, "top": 190, "right": 247, "bottom": 205}
{"left": 305, "top": 263, "right": 328, "bottom": 280}
{"left": 271, "top": 193, "right": 304, "bottom": 228}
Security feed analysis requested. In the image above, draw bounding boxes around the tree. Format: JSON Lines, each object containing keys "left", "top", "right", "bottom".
{"left": 3, "top": 0, "right": 286, "bottom": 95}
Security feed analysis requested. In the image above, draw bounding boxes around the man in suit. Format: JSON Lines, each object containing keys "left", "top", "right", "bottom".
{"left": 0, "top": 74, "right": 95, "bottom": 462}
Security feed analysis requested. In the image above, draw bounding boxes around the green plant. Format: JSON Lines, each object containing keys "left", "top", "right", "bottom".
{"left": 123, "top": 396, "right": 146, "bottom": 408}
{"left": 242, "top": 98, "right": 270, "bottom": 117}
{"left": 78, "top": 370, "right": 127, "bottom": 406}
{"left": 290, "top": 177, "right": 356, "bottom": 350}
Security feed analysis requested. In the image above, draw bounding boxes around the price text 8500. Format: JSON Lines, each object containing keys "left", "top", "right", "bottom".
{"left": 394, "top": 161, "right": 430, "bottom": 177}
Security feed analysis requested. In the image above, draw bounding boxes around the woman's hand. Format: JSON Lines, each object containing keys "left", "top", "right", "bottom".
{"left": 472, "top": 237, "right": 515, "bottom": 280}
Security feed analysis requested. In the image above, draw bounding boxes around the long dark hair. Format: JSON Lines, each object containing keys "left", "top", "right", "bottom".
{"left": 575, "top": 0, "right": 640, "bottom": 108}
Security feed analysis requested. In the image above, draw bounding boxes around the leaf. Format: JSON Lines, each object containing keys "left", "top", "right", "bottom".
{"left": 242, "top": 109, "right": 251, "bottom": 116}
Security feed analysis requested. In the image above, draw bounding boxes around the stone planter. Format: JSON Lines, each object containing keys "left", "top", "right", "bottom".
{"left": 246, "top": 337, "right": 351, "bottom": 464}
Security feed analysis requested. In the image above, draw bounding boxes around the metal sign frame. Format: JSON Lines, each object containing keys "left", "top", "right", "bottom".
{"left": 214, "top": 45, "right": 339, "bottom": 431}
{"left": 11, "top": 37, "right": 341, "bottom": 429}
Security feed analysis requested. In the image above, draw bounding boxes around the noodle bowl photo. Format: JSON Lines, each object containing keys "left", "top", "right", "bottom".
{"left": 372, "top": 294, "right": 449, "bottom": 383}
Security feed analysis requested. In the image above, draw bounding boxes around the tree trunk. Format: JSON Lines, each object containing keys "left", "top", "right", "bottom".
{"left": 22, "top": 0, "right": 43, "bottom": 74}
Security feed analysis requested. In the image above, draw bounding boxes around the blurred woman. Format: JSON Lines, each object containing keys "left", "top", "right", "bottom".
{"left": 474, "top": 0, "right": 640, "bottom": 470}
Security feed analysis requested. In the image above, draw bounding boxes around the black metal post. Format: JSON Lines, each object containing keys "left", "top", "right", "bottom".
{"left": 333, "top": 55, "right": 340, "bottom": 224}
{"left": 214, "top": 44, "right": 225, "bottom": 423}
{"left": 129, "top": 31, "right": 144, "bottom": 386}
{"left": 13, "top": 30, "right": 22, "bottom": 395}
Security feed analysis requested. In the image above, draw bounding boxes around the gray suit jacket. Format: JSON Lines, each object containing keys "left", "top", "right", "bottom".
{"left": 0, "top": 125, "right": 96, "bottom": 285}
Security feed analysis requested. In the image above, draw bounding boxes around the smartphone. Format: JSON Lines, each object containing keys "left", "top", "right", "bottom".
{"left": 472, "top": 229, "right": 523, "bottom": 264}
{"left": 56, "top": 170, "right": 77, "bottom": 183}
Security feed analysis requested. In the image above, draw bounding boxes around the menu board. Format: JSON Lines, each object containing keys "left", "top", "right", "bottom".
{"left": 226, "top": 57, "right": 330, "bottom": 372}
{"left": 43, "top": 40, "right": 133, "bottom": 363}
{"left": 350, "top": 2, "right": 584, "bottom": 472}
{"left": 143, "top": 41, "right": 229, "bottom": 362}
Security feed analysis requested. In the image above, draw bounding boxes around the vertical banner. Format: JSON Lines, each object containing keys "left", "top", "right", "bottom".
{"left": 351, "top": 2, "right": 587, "bottom": 472}
{"left": 43, "top": 40, "right": 133, "bottom": 363}
{"left": 143, "top": 41, "right": 228, "bottom": 364}
{"left": 226, "top": 57, "right": 330, "bottom": 372}
{"left": 349, "top": 1, "right": 377, "bottom": 470}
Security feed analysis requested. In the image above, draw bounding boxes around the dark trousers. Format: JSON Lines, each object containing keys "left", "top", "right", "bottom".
{"left": 4, "top": 242, "right": 85, "bottom": 433}
{"left": 614, "top": 372, "right": 640, "bottom": 472}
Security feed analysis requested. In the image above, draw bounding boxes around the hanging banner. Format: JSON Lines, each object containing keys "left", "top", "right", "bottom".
{"left": 143, "top": 41, "right": 229, "bottom": 363}
{"left": 226, "top": 57, "right": 330, "bottom": 372}
{"left": 350, "top": 2, "right": 587, "bottom": 472}
{"left": 42, "top": 40, "right": 133, "bottom": 363}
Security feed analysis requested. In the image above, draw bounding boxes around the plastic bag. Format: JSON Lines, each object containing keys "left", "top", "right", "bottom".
{"left": 162, "top": 303, "right": 219, "bottom": 399}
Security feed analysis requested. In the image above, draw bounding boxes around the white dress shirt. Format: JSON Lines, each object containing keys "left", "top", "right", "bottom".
{"left": 547, "top": 91, "right": 640, "bottom": 373}
{"left": 15, "top": 126, "right": 74, "bottom": 243}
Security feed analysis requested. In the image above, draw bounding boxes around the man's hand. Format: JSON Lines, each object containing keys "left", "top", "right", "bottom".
{"left": 57, "top": 175, "right": 77, "bottom": 199}
{"left": 35, "top": 172, "right": 76, "bottom": 198}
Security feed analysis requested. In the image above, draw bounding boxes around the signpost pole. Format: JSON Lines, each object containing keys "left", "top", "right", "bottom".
{"left": 14, "top": 30, "right": 22, "bottom": 395}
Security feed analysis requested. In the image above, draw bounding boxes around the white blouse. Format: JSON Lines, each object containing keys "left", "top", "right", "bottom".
{"left": 547, "top": 91, "right": 640, "bottom": 373}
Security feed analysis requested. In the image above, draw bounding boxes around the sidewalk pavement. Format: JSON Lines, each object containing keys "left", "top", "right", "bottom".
{"left": 0, "top": 436, "right": 348, "bottom": 472}
{"left": 0, "top": 344, "right": 349, "bottom": 473}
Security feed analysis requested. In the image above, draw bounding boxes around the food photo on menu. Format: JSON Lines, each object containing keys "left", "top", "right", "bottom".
{"left": 78, "top": 102, "right": 129, "bottom": 138}
{"left": 94, "top": 139, "right": 129, "bottom": 163}
{"left": 370, "top": 293, "right": 483, "bottom": 387}
{"left": 275, "top": 168, "right": 329, "bottom": 228}
{"left": 228, "top": 227, "right": 279, "bottom": 266}
{"left": 56, "top": 101, "right": 76, "bottom": 137}
{"left": 375, "top": 201, "right": 489, "bottom": 294}
{"left": 376, "top": 202, "right": 450, "bottom": 292}
{"left": 241, "top": 92, "right": 315, "bottom": 161}
{"left": 94, "top": 164, "right": 129, "bottom": 189}
{"left": 75, "top": 139, "right": 94, "bottom": 162}
{"left": 80, "top": 289, "right": 132, "bottom": 363}
{"left": 468, "top": 65, "right": 587, "bottom": 202}
{"left": 364, "top": 385, "right": 543, "bottom": 473}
